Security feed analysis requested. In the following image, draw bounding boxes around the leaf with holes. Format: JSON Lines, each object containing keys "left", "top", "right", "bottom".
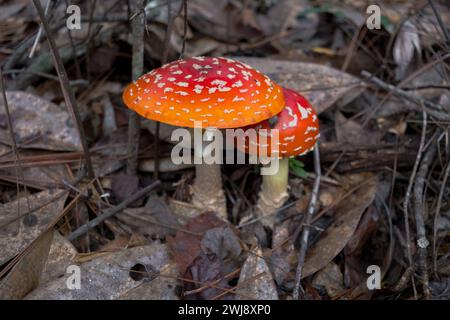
{"left": 25, "top": 244, "right": 178, "bottom": 299}
{"left": 0, "top": 189, "right": 68, "bottom": 267}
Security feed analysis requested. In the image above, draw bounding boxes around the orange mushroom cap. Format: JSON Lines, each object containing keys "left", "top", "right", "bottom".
{"left": 122, "top": 57, "right": 285, "bottom": 129}
{"left": 237, "top": 87, "right": 320, "bottom": 158}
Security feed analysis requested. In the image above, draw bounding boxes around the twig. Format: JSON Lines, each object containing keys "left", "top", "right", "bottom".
{"left": 427, "top": 0, "right": 450, "bottom": 46}
{"left": 29, "top": 0, "right": 51, "bottom": 59}
{"left": 179, "top": 0, "right": 188, "bottom": 59}
{"left": 293, "top": 143, "right": 321, "bottom": 299}
{"left": 361, "top": 70, "right": 449, "bottom": 120}
{"left": 67, "top": 180, "right": 161, "bottom": 241}
{"left": 413, "top": 134, "right": 437, "bottom": 299}
{"left": 433, "top": 157, "right": 450, "bottom": 277}
{"left": 0, "top": 67, "right": 31, "bottom": 230}
{"left": 32, "top": 0, "right": 96, "bottom": 181}
{"left": 403, "top": 107, "right": 427, "bottom": 299}
{"left": 154, "top": 0, "right": 183, "bottom": 179}
{"left": 126, "top": 0, "right": 146, "bottom": 176}
{"left": 63, "top": 0, "right": 82, "bottom": 79}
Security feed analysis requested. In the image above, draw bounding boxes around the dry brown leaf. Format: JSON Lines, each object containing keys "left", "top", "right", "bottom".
{"left": 0, "top": 91, "right": 82, "bottom": 151}
{"left": 312, "top": 261, "right": 345, "bottom": 298}
{"left": 302, "top": 174, "right": 378, "bottom": 278}
{"left": 0, "top": 189, "right": 68, "bottom": 266}
{"left": 40, "top": 231, "right": 78, "bottom": 285}
{"left": 166, "top": 212, "right": 227, "bottom": 275}
{"left": 271, "top": 221, "right": 296, "bottom": 285}
{"left": 0, "top": 163, "right": 71, "bottom": 190}
{"left": 0, "top": 230, "right": 53, "bottom": 299}
{"left": 25, "top": 244, "right": 177, "bottom": 299}
{"left": 236, "top": 247, "right": 278, "bottom": 300}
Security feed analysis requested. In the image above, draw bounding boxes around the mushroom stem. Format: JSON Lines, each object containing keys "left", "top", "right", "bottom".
{"left": 192, "top": 162, "right": 227, "bottom": 220}
{"left": 256, "top": 157, "right": 290, "bottom": 229}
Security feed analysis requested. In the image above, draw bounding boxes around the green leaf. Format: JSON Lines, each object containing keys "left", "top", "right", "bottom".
{"left": 289, "top": 158, "right": 308, "bottom": 178}
{"left": 380, "top": 15, "right": 394, "bottom": 33}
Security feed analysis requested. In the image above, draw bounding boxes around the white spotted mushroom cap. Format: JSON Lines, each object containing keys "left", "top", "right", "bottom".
{"left": 238, "top": 87, "right": 320, "bottom": 158}
{"left": 122, "top": 56, "right": 285, "bottom": 128}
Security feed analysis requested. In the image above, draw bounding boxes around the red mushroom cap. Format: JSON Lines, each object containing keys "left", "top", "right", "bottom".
{"left": 122, "top": 57, "right": 285, "bottom": 128}
{"left": 237, "top": 87, "right": 320, "bottom": 158}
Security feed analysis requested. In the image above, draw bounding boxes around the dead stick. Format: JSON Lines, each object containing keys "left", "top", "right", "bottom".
{"left": 413, "top": 133, "right": 437, "bottom": 299}
{"left": 361, "top": 70, "right": 449, "bottom": 120}
{"left": 32, "top": 0, "right": 96, "bottom": 181}
{"left": 126, "top": 0, "right": 145, "bottom": 175}
{"left": 154, "top": 0, "right": 183, "bottom": 179}
{"left": 293, "top": 143, "right": 321, "bottom": 299}
{"left": 67, "top": 180, "right": 161, "bottom": 241}
{"left": 403, "top": 107, "right": 428, "bottom": 299}
{"left": 428, "top": 0, "right": 450, "bottom": 46}
{"left": 0, "top": 67, "right": 31, "bottom": 225}
{"left": 433, "top": 156, "right": 450, "bottom": 277}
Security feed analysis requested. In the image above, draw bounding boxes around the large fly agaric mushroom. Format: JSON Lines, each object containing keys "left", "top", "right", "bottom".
{"left": 122, "top": 56, "right": 285, "bottom": 219}
{"left": 238, "top": 87, "right": 319, "bottom": 229}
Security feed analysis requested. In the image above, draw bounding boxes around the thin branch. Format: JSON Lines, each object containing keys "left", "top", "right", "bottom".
{"left": 0, "top": 67, "right": 31, "bottom": 230}
{"left": 154, "top": 0, "right": 183, "bottom": 179}
{"left": 403, "top": 107, "right": 427, "bottom": 299}
{"left": 293, "top": 143, "right": 321, "bottom": 299}
{"left": 32, "top": 0, "right": 96, "bottom": 181}
{"left": 29, "top": 0, "right": 51, "bottom": 59}
{"left": 427, "top": 0, "right": 450, "bottom": 46}
{"left": 413, "top": 135, "right": 437, "bottom": 299}
{"left": 179, "top": 0, "right": 188, "bottom": 59}
{"left": 67, "top": 180, "right": 161, "bottom": 241}
{"left": 433, "top": 155, "right": 450, "bottom": 277}
{"left": 361, "top": 70, "right": 449, "bottom": 120}
{"left": 126, "top": 0, "right": 146, "bottom": 176}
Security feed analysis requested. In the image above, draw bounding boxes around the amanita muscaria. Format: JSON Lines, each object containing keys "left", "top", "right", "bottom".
{"left": 122, "top": 56, "right": 285, "bottom": 219}
{"left": 238, "top": 87, "right": 320, "bottom": 229}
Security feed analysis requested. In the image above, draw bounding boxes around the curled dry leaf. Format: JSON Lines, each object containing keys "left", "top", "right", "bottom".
{"left": 0, "top": 91, "right": 82, "bottom": 151}
{"left": 271, "top": 221, "right": 296, "bottom": 285}
{"left": 25, "top": 244, "right": 178, "bottom": 300}
{"left": 236, "top": 247, "right": 278, "bottom": 300}
{"left": 201, "top": 227, "right": 242, "bottom": 261}
{"left": 393, "top": 20, "right": 420, "bottom": 80}
{"left": 167, "top": 213, "right": 243, "bottom": 300}
{"left": 234, "top": 57, "right": 365, "bottom": 114}
{"left": 166, "top": 212, "right": 227, "bottom": 275}
{"left": 40, "top": 231, "right": 78, "bottom": 285}
{"left": 0, "top": 189, "right": 68, "bottom": 266}
{"left": 184, "top": 251, "right": 233, "bottom": 300}
{"left": 302, "top": 174, "right": 378, "bottom": 278}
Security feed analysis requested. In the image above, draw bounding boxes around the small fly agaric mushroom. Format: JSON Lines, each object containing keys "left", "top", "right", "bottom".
{"left": 237, "top": 87, "right": 319, "bottom": 229}
{"left": 122, "top": 56, "right": 285, "bottom": 219}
